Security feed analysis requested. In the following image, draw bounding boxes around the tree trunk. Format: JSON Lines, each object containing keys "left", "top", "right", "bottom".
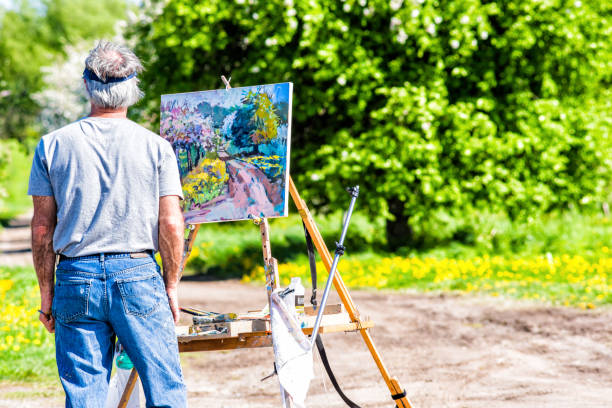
{"left": 385, "top": 198, "right": 413, "bottom": 251}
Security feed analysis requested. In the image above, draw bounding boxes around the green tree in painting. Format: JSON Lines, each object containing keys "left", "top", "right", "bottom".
{"left": 129, "top": 0, "right": 612, "bottom": 249}
{"left": 249, "top": 91, "right": 280, "bottom": 144}
{"left": 231, "top": 91, "right": 283, "bottom": 155}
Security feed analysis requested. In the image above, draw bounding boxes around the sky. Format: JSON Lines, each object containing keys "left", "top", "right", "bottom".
{"left": 0, "top": 0, "right": 14, "bottom": 9}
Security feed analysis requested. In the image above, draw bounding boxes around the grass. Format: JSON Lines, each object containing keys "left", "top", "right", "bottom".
{"left": 186, "top": 211, "right": 612, "bottom": 309}
{"left": 185, "top": 210, "right": 612, "bottom": 274}
{"left": 244, "top": 250, "right": 612, "bottom": 309}
{"left": 184, "top": 210, "right": 385, "bottom": 277}
{"left": 0, "top": 140, "right": 32, "bottom": 223}
{"left": 0, "top": 266, "right": 58, "bottom": 383}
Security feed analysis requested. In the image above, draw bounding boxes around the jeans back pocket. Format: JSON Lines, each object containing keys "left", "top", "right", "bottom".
{"left": 116, "top": 274, "right": 162, "bottom": 317}
{"left": 53, "top": 279, "right": 91, "bottom": 323}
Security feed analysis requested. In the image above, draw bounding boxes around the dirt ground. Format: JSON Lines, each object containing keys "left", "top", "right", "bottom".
{"left": 1, "top": 213, "right": 611, "bottom": 407}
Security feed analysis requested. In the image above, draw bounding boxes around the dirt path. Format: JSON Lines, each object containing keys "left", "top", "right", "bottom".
{"left": 175, "top": 281, "right": 612, "bottom": 408}
{"left": 0, "top": 211, "right": 32, "bottom": 267}
{"left": 1, "top": 216, "right": 611, "bottom": 407}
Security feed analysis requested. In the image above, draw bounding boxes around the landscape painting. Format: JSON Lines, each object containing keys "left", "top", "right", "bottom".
{"left": 160, "top": 83, "right": 292, "bottom": 224}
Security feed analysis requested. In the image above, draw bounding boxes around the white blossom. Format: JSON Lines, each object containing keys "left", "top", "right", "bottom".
{"left": 359, "top": 0, "right": 367, "bottom": 6}
{"left": 434, "top": 16, "right": 442, "bottom": 24}
{"left": 265, "top": 37, "right": 278, "bottom": 46}
{"left": 390, "top": 0, "right": 403, "bottom": 11}
{"left": 252, "top": 13, "right": 259, "bottom": 20}
{"left": 480, "top": 31, "right": 489, "bottom": 40}
{"left": 390, "top": 17, "right": 402, "bottom": 29}
{"left": 426, "top": 24, "right": 436, "bottom": 35}
{"left": 32, "top": 43, "right": 90, "bottom": 134}
{"left": 397, "top": 29, "right": 408, "bottom": 44}
{"left": 287, "top": 8, "right": 296, "bottom": 17}
{"left": 460, "top": 15, "right": 470, "bottom": 25}
{"left": 421, "top": 122, "right": 431, "bottom": 131}
{"left": 411, "top": 9, "right": 420, "bottom": 18}
{"left": 471, "top": 39, "right": 478, "bottom": 46}
{"left": 337, "top": 76, "right": 347, "bottom": 86}
{"left": 450, "top": 39, "right": 460, "bottom": 49}
{"left": 343, "top": 3, "right": 351, "bottom": 12}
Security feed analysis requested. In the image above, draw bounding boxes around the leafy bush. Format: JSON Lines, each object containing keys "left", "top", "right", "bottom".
{"left": 181, "top": 157, "right": 229, "bottom": 210}
{"left": 130, "top": 0, "right": 611, "bottom": 250}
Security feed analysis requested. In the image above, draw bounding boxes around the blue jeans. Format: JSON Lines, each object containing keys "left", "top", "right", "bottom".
{"left": 53, "top": 253, "right": 187, "bottom": 408}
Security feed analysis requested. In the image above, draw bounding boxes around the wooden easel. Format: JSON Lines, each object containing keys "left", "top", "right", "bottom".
{"left": 118, "top": 177, "right": 413, "bottom": 408}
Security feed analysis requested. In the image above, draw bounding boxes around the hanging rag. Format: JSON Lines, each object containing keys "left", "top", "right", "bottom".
{"left": 270, "top": 289, "right": 314, "bottom": 407}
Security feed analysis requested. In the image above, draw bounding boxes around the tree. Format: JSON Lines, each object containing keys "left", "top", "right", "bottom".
{"left": 129, "top": 0, "right": 612, "bottom": 250}
{"left": 0, "top": 0, "right": 128, "bottom": 141}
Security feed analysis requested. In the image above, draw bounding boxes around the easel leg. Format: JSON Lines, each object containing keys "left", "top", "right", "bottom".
{"left": 289, "top": 177, "right": 414, "bottom": 408}
{"left": 117, "top": 368, "right": 139, "bottom": 408}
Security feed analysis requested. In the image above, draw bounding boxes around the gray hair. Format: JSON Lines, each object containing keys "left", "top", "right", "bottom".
{"left": 84, "top": 41, "right": 144, "bottom": 109}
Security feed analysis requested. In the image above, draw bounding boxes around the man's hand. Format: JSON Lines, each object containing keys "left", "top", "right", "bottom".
{"left": 158, "top": 195, "right": 184, "bottom": 325}
{"left": 166, "top": 286, "right": 180, "bottom": 324}
{"left": 31, "top": 196, "right": 57, "bottom": 334}
{"left": 39, "top": 311, "right": 55, "bottom": 333}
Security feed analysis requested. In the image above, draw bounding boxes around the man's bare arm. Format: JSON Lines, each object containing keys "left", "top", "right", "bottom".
{"left": 158, "top": 195, "right": 184, "bottom": 323}
{"left": 31, "top": 195, "right": 57, "bottom": 333}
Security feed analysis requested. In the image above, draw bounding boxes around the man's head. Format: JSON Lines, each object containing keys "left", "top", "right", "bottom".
{"left": 84, "top": 41, "right": 144, "bottom": 110}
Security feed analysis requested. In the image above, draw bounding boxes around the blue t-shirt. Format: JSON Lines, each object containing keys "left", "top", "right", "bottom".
{"left": 28, "top": 117, "right": 183, "bottom": 257}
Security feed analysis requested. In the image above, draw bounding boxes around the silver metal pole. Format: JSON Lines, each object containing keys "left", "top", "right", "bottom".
{"left": 309, "top": 186, "right": 359, "bottom": 349}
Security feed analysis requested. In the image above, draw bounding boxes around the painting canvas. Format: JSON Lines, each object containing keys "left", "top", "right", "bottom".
{"left": 160, "top": 83, "right": 293, "bottom": 224}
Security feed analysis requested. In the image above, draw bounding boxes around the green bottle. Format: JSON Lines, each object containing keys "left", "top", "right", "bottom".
{"left": 115, "top": 350, "right": 134, "bottom": 370}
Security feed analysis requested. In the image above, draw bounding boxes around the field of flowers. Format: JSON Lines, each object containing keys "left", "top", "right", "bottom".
{"left": 241, "top": 155, "right": 284, "bottom": 179}
{"left": 243, "top": 249, "right": 612, "bottom": 309}
{"left": 0, "top": 266, "right": 57, "bottom": 381}
{"left": 181, "top": 157, "right": 229, "bottom": 210}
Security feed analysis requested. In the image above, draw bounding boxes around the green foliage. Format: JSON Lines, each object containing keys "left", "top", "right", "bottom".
{"left": 0, "top": 0, "right": 128, "bottom": 141}
{"left": 130, "top": 0, "right": 612, "bottom": 249}
{"left": 0, "top": 140, "right": 32, "bottom": 222}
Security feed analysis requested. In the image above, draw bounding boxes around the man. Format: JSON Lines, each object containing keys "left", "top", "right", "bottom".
{"left": 29, "top": 41, "right": 187, "bottom": 407}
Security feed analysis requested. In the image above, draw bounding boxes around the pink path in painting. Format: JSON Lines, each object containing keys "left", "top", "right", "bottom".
{"left": 183, "top": 159, "right": 283, "bottom": 224}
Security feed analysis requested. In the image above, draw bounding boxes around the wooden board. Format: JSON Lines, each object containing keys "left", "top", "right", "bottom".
{"left": 304, "top": 303, "right": 343, "bottom": 316}
{"left": 189, "top": 319, "right": 270, "bottom": 337}
{"left": 177, "top": 320, "right": 374, "bottom": 353}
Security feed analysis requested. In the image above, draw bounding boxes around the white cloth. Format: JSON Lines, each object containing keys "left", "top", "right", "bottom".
{"left": 104, "top": 350, "right": 140, "bottom": 408}
{"left": 270, "top": 290, "right": 313, "bottom": 408}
